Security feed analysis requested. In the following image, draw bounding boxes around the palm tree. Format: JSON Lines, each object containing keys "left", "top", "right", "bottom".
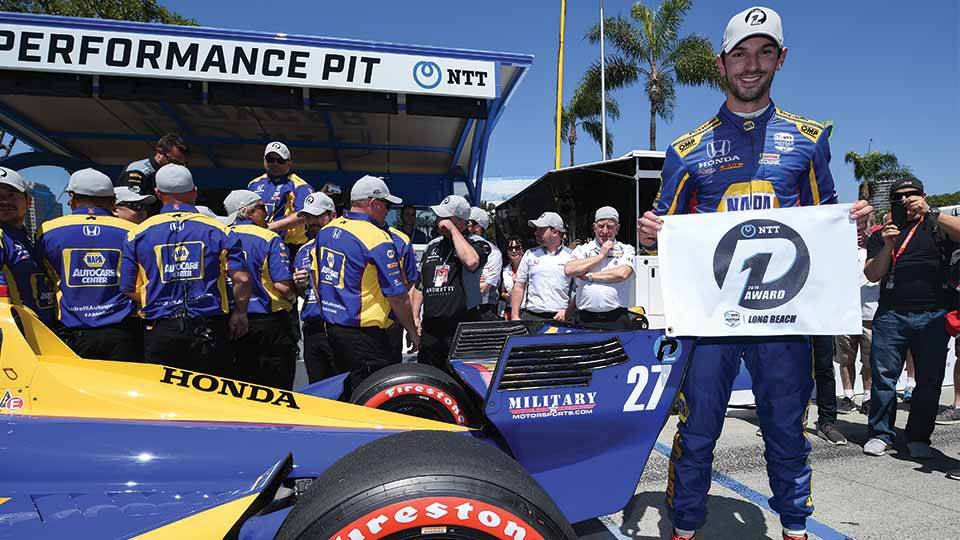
{"left": 844, "top": 151, "right": 912, "bottom": 199}
{"left": 583, "top": 0, "right": 722, "bottom": 150}
{"left": 559, "top": 84, "right": 619, "bottom": 167}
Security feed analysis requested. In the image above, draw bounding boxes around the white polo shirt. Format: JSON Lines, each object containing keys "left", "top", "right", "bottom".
{"left": 571, "top": 239, "right": 636, "bottom": 312}
{"left": 479, "top": 239, "right": 502, "bottom": 305}
{"left": 515, "top": 245, "right": 574, "bottom": 313}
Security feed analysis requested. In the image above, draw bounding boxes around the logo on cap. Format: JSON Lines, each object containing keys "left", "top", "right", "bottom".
{"left": 706, "top": 140, "right": 731, "bottom": 159}
{"left": 306, "top": 194, "right": 315, "bottom": 205}
{"left": 0, "top": 169, "right": 6, "bottom": 178}
{"left": 745, "top": 8, "right": 767, "bottom": 25}
{"left": 270, "top": 142, "right": 283, "bottom": 151}
{"left": 442, "top": 197, "right": 451, "bottom": 205}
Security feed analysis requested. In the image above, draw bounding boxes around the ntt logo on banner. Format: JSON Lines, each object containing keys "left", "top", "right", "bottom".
{"left": 413, "top": 61, "right": 442, "bottom": 89}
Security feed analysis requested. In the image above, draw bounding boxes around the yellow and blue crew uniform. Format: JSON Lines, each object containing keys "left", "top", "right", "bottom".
{"left": 120, "top": 203, "right": 245, "bottom": 320}
{"left": 295, "top": 237, "right": 339, "bottom": 383}
{"left": 0, "top": 224, "right": 54, "bottom": 323}
{"left": 384, "top": 227, "right": 420, "bottom": 364}
{"left": 248, "top": 172, "right": 314, "bottom": 247}
{"left": 295, "top": 238, "right": 321, "bottom": 323}
{"left": 314, "top": 210, "right": 407, "bottom": 388}
{"left": 36, "top": 207, "right": 141, "bottom": 361}
{"left": 229, "top": 217, "right": 296, "bottom": 389}
{"left": 657, "top": 102, "right": 836, "bottom": 534}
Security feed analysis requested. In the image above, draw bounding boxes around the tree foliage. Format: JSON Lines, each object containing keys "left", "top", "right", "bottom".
{"left": 927, "top": 191, "right": 960, "bottom": 208}
{"left": 843, "top": 150, "right": 912, "bottom": 199}
{"left": 583, "top": 0, "right": 722, "bottom": 150}
{"left": 558, "top": 79, "right": 619, "bottom": 166}
{"left": 0, "top": 0, "right": 197, "bottom": 25}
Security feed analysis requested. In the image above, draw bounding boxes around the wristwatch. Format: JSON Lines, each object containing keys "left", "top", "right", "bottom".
{"left": 928, "top": 206, "right": 941, "bottom": 222}
{"left": 585, "top": 272, "right": 594, "bottom": 282}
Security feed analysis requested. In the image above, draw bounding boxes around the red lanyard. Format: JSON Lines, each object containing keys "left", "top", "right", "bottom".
{"left": 890, "top": 216, "right": 924, "bottom": 267}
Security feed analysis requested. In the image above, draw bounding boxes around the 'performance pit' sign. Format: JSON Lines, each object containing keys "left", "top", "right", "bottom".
{"left": 0, "top": 23, "right": 497, "bottom": 99}
{"left": 658, "top": 205, "right": 862, "bottom": 337}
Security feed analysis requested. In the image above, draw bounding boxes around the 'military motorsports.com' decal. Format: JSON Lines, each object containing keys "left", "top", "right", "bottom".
{"left": 508, "top": 391, "right": 597, "bottom": 420}
{"left": 160, "top": 367, "right": 300, "bottom": 409}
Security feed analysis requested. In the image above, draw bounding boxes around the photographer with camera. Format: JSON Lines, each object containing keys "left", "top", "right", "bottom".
{"left": 862, "top": 177, "right": 960, "bottom": 458}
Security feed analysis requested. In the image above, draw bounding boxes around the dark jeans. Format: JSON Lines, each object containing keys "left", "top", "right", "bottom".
{"left": 56, "top": 318, "right": 142, "bottom": 362}
{"left": 326, "top": 323, "right": 392, "bottom": 393}
{"left": 476, "top": 304, "right": 500, "bottom": 321}
{"left": 812, "top": 334, "right": 837, "bottom": 426}
{"left": 233, "top": 311, "right": 297, "bottom": 390}
{"left": 418, "top": 318, "right": 462, "bottom": 373}
{"left": 303, "top": 319, "right": 340, "bottom": 383}
{"left": 386, "top": 321, "right": 405, "bottom": 365}
{"left": 868, "top": 307, "right": 949, "bottom": 445}
{"left": 143, "top": 316, "right": 231, "bottom": 376}
{"left": 576, "top": 308, "right": 632, "bottom": 330}
{"left": 520, "top": 309, "right": 558, "bottom": 321}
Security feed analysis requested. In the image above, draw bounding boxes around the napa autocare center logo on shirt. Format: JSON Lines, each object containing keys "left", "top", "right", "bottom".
{"left": 65, "top": 248, "right": 121, "bottom": 287}
{"left": 508, "top": 391, "right": 597, "bottom": 420}
{"left": 156, "top": 241, "right": 204, "bottom": 282}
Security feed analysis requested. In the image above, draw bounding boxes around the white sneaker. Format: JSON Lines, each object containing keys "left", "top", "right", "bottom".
{"left": 907, "top": 441, "right": 932, "bottom": 460}
{"left": 863, "top": 437, "right": 890, "bottom": 456}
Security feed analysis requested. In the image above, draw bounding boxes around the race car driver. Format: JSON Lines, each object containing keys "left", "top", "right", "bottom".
{"left": 637, "top": 7, "right": 873, "bottom": 540}
{"left": 115, "top": 132, "right": 189, "bottom": 199}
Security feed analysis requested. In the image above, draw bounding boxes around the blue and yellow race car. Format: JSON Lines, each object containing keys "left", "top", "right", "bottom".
{"left": 0, "top": 301, "right": 691, "bottom": 540}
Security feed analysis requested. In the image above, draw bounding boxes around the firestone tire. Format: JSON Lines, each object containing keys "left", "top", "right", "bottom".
{"left": 350, "top": 363, "right": 478, "bottom": 426}
{"left": 275, "top": 431, "right": 577, "bottom": 540}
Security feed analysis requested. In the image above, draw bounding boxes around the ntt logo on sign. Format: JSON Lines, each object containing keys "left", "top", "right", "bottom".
{"left": 412, "top": 61, "right": 441, "bottom": 89}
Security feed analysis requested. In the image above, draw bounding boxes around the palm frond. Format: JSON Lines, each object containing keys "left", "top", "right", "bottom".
{"left": 585, "top": 16, "right": 646, "bottom": 60}
{"left": 580, "top": 119, "right": 614, "bottom": 157}
{"left": 667, "top": 34, "right": 723, "bottom": 89}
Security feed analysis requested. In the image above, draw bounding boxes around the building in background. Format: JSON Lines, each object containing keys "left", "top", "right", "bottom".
{"left": 26, "top": 182, "right": 63, "bottom": 235}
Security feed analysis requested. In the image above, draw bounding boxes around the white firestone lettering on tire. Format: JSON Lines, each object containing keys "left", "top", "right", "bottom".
{"left": 379, "top": 384, "right": 465, "bottom": 424}
{"left": 455, "top": 501, "right": 474, "bottom": 520}
{"left": 395, "top": 506, "right": 418, "bottom": 523}
{"left": 425, "top": 502, "right": 448, "bottom": 519}
{"left": 479, "top": 510, "right": 502, "bottom": 527}
{"left": 366, "top": 515, "right": 389, "bottom": 534}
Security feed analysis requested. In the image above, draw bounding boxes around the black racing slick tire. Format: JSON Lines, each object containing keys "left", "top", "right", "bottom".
{"left": 351, "top": 363, "right": 478, "bottom": 426}
{"left": 276, "top": 430, "right": 577, "bottom": 540}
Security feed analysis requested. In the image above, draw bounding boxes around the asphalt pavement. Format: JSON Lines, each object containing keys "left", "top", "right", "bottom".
{"left": 577, "top": 386, "right": 960, "bottom": 540}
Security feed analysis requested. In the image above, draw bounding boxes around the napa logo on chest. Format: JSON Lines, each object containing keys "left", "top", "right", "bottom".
{"left": 65, "top": 248, "right": 121, "bottom": 287}
{"left": 156, "top": 241, "right": 204, "bottom": 282}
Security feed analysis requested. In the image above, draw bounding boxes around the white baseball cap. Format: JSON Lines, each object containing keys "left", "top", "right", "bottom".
{"left": 350, "top": 175, "right": 402, "bottom": 204}
{"left": 0, "top": 167, "right": 29, "bottom": 193}
{"left": 595, "top": 206, "right": 620, "bottom": 222}
{"left": 722, "top": 6, "right": 784, "bottom": 54}
{"left": 299, "top": 192, "right": 336, "bottom": 216}
{"left": 264, "top": 141, "right": 291, "bottom": 161}
{"left": 115, "top": 186, "right": 157, "bottom": 205}
{"left": 528, "top": 211, "right": 565, "bottom": 232}
{"left": 431, "top": 195, "right": 471, "bottom": 220}
{"left": 195, "top": 205, "right": 222, "bottom": 219}
{"left": 468, "top": 206, "right": 490, "bottom": 230}
{"left": 223, "top": 189, "right": 262, "bottom": 225}
{"left": 67, "top": 168, "right": 115, "bottom": 198}
{"left": 155, "top": 164, "right": 195, "bottom": 194}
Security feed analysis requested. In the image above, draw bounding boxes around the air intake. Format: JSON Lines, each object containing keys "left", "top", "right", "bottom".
{"left": 497, "top": 337, "right": 627, "bottom": 391}
{"left": 449, "top": 321, "right": 528, "bottom": 361}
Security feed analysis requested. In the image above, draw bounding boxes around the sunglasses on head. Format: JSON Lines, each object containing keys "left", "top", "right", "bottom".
{"left": 265, "top": 156, "right": 288, "bottom": 165}
{"left": 118, "top": 202, "right": 146, "bottom": 212}
{"left": 891, "top": 190, "right": 922, "bottom": 200}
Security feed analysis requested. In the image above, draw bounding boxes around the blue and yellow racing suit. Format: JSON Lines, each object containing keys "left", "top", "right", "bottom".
{"left": 657, "top": 102, "right": 837, "bottom": 533}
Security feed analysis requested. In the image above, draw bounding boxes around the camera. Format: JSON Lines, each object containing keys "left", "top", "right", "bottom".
{"left": 891, "top": 201, "right": 908, "bottom": 229}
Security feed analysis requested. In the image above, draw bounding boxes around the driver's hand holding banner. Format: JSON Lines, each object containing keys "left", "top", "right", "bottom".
{"left": 659, "top": 205, "right": 861, "bottom": 337}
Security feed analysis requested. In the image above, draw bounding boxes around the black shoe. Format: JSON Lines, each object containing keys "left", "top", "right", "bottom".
{"left": 837, "top": 397, "right": 857, "bottom": 415}
{"left": 816, "top": 423, "right": 848, "bottom": 445}
{"left": 947, "top": 469, "right": 960, "bottom": 480}
{"left": 859, "top": 399, "right": 871, "bottom": 415}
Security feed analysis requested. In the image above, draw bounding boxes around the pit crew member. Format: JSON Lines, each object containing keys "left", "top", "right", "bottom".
{"left": 637, "top": 7, "right": 872, "bottom": 539}
{"left": 37, "top": 169, "right": 140, "bottom": 361}
{"left": 468, "top": 206, "right": 503, "bottom": 322}
{"left": 248, "top": 141, "right": 315, "bottom": 254}
{"left": 120, "top": 164, "right": 251, "bottom": 376}
{"left": 0, "top": 167, "right": 54, "bottom": 323}
{"left": 223, "top": 190, "right": 297, "bottom": 389}
{"left": 510, "top": 212, "right": 574, "bottom": 322}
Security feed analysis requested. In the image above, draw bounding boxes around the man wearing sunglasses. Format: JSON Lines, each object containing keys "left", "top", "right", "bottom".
{"left": 248, "top": 141, "right": 315, "bottom": 255}
{"left": 863, "top": 177, "right": 960, "bottom": 459}
{"left": 115, "top": 132, "right": 189, "bottom": 203}
{"left": 113, "top": 187, "right": 157, "bottom": 225}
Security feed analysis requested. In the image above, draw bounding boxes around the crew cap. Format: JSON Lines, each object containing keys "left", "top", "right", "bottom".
{"left": 431, "top": 195, "right": 471, "bottom": 220}
{"left": 66, "top": 168, "right": 115, "bottom": 197}
{"left": 155, "top": 164, "right": 195, "bottom": 194}
{"left": 468, "top": 207, "right": 491, "bottom": 230}
{"left": 350, "top": 175, "right": 402, "bottom": 204}
{"left": 299, "top": 192, "right": 336, "bottom": 216}
{"left": 115, "top": 186, "right": 157, "bottom": 205}
{"left": 889, "top": 177, "right": 924, "bottom": 197}
{"left": 595, "top": 206, "right": 620, "bottom": 222}
{"left": 528, "top": 211, "right": 565, "bottom": 232}
{"left": 722, "top": 6, "right": 784, "bottom": 54}
{"left": 223, "top": 189, "right": 262, "bottom": 225}
{"left": 264, "top": 141, "right": 291, "bottom": 160}
{"left": 0, "top": 167, "right": 28, "bottom": 193}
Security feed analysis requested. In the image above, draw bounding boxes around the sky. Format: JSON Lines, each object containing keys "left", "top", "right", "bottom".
{"left": 13, "top": 0, "right": 960, "bottom": 209}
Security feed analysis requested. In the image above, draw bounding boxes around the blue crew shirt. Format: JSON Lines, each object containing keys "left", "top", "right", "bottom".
{"left": 313, "top": 211, "right": 407, "bottom": 329}
{"left": 36, "top": 207, "right": 136, "bottom": 328}
{"left": 248, "top": 173, "right": 314, "bottom": 245}
{"left": 294, "top": 238, "right": 321, "bottom": 322}
{"left": 387, "top": 226, "right": 420, "bottom": 288}
{"left": 120, "top": 203, "right": 246, "bottom": 320}
{"left": 0, "top": 224, "right": 54, "bottom": 322}
{"left": 228, "top": 218, "right": 293, "bottom": 315}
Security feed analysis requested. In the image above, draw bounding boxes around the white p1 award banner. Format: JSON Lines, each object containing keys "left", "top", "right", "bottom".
{"left": 658, "top": 205, "right": 861, "bottom": 337}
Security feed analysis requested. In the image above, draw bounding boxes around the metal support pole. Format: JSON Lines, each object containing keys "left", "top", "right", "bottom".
{"left": 554, "top": 0, "right": 567, "bottom": 170}
{"left": 600, "top": 0, "right": 607, "bottom": 161}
